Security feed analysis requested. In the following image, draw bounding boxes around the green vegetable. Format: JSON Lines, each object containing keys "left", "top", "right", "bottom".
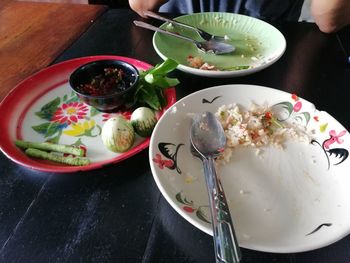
{"left": 133, "top": 59, "right": 179, "bottom": 110}
{"left": 15, "top": 140, "right": 84, "bottom": 156}
{"left": 130, "top": 107, "right": 157, "bottom": 137}
{"left": 25, "top": 148, "right": 90, "bottom": 166}
{"left": 101, "top": 116, "right": 135, "bottom": 153}
{"left": 271, "top": 116, "right": 284, "bottom": 129}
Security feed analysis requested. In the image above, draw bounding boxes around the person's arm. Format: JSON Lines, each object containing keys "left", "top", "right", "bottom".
{"left": 311, "top": 0, "right": 350, "bottom": 33}
{"left": 129, "top": 0, "right": 168, "bottom": 18}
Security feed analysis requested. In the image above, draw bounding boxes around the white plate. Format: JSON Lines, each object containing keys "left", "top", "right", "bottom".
{"left": 153, "top": 13, "right": 286, "bottom": 78}
{"left": 149, "top": 84, "right": 350, "bottom": 252}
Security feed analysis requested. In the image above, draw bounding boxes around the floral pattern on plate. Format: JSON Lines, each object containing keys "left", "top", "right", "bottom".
{"left": 149, "top": 84, "right": 350, "bottom": 253}
{"left": 0, "top": 56, "right": 176, "bottom": 172}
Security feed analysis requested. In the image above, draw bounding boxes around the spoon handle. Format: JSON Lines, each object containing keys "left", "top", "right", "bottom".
{"left": 143, "top": 10, "right": 200, "bottom": 33}
{"left": 204, "top": 157, "right": 242, "bottom": 263}
{"left": 133, "top": 20, "right": 196, "bottom": 44}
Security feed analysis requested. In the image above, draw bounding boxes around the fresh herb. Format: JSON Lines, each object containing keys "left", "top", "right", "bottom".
{"left": 262, "top": 111, "right": 284, "bottom": 134}
{"left": 133, "top": 59, "right": 179, "bottom": 110}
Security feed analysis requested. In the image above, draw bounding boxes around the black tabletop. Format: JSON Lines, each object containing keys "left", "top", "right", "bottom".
{"left": 1, "top": 8, "right": 350, "bottom": 263}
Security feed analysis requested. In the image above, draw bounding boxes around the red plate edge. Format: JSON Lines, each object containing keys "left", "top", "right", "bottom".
{"left": 0, "top": 55, "right": 177, "bottom": 173}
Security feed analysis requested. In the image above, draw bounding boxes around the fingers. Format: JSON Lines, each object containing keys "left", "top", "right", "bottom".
{"left": 129, "top": 0, "right": 167, "bottom": 18}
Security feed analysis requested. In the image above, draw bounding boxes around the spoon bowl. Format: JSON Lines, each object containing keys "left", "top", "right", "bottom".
{"left": 191, "top": 112, "right": 241, "bottom": 263}
{"left": 191, "top": 112, "right": 226, "bottom": 157}
{"left": 133, "top": 20, "right": 235, "bottom": 55}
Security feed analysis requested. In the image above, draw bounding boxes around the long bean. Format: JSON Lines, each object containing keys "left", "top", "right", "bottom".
{"left": 15, "top": 140, "right": 84, "bottom": 157}
{"left": 25, "top": 148, "right": 90, "bottom": 166}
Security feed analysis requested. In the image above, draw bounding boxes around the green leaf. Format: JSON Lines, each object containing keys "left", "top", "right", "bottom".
{"left": 163, "top": 76, "right": 180, "bottom": 87}
{"left": 196, "top": 208, "right": 211, "bottom": 224}
{"left": 45, "top": 122, "right": 62, "bottom": 138}
{"left": 156, "top": 89, "right": 167, "bottom": 108}
{"left": 46, "top": 130, "right": 62, "bottom": 144}
{"left": 137, "top": 84, "right": 162, "bottom": 110}
{"left": 90, "top": 107, "right": 101, "bottom": 117}
{"left": 145, "top": 74, "right": 179, "bottom": 88}
{"left": 272, "top": 101, "right": 293, "bottom": 121}
{"left": 175, "top": 192, "right": 186, "bottom": 205}
{"left": 32, "top": 123, "right": 51, "bottom": 134}
{"left": 295, "top": 115, "right": 303, "bottom": 122}
{"left": 32, "top": 122, "right": 61, "bottom": 138}
{"left": 183, "top": 197, "right": 194, "bottom": 205}
{"left": 145, "top": 59, "right": 178, "bottom": 75}
{"left": 293, "top": 112, "right": 311, "bottom": 126}
{"left": 41, "top": 97, "right": 61, "bottom": 111}
{"left": 35, "top": 97, "right": 61, "bottom": 120}
{"left": 133, "top": 59, "right": 179, "bottom": 110}
{"left": 274, "top": 102, "right": 293, "bottom": 114}
{"left": 65, "top": 94, "right": 79, "bottom": 104}
{"left": 301, "top": 112, "right": 311, "bottom": 125}
{"left": 71, "top": 138, "right": 84, "bottom": 147}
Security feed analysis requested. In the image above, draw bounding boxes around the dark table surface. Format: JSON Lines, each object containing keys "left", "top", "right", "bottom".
{"left": 1, "top": 8, "right": 350, "bottom": 263}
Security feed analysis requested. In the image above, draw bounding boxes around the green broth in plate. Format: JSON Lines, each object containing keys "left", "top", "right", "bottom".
{"left": 153, "top": 12, "right": 286, "bottom": 78}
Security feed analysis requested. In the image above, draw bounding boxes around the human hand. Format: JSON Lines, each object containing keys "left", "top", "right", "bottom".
{"left": 129, "top": 0, "right": 167, "bottom": 18}
{"left": 311, "top": 0, "right": 350, "bottom": 33}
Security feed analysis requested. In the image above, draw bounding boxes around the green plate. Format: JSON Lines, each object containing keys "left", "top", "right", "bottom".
{"left": 153, "top": 12, "right": 286, "bottom": 78}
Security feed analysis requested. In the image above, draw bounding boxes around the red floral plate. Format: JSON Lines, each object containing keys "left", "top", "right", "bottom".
{"left": 0, "top": 56, "right": 176, "bottom": 173}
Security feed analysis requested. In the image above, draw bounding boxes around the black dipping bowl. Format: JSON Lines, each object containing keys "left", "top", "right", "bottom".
{"left": 69, "top": 59, "right": 139, "bottom": 112}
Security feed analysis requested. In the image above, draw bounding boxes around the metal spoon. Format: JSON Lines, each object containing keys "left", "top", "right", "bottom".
{"left": 143, "top": 10, "right": 227, "bottom": 42}
{"left": 133, "top": 20, "right": 235, "bottom": 55}
{"left": 190, "top": 112, "right": 241, "bottom": 263}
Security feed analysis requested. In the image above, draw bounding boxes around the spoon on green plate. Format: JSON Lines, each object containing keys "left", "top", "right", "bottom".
{"left": 133, "top": 20, "right": 235, "bottom": 55}
{"left": 143, "top": 10, "right": 227, "bottom": 42}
